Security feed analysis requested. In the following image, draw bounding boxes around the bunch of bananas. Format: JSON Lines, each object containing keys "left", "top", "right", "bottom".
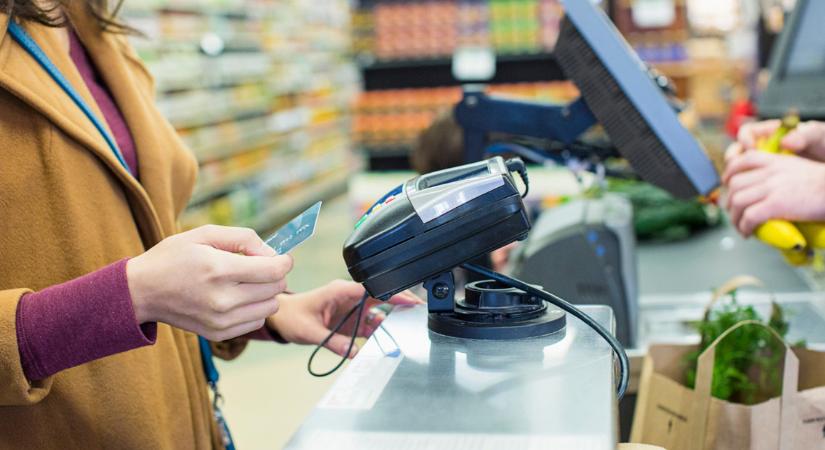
{"left": 752, "top": 114, "right": 825, "bottom": 265}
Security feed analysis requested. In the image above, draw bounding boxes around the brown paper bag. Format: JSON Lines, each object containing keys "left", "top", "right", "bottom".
{"left": 631, "top": 320, "right": 825, "bottom": 450}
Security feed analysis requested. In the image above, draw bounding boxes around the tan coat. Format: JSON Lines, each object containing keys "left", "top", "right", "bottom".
{"left": 0, "top": 7, "right": 238, "bottom": 449}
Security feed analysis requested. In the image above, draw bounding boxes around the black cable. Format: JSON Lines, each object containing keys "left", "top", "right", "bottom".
{"left": 307, "top": 292, "right": 369, "bottom": 377}
{"left": 460, "top": 263, "right": 629, "bottom": 400}
{"left": 504, "top": 156, "right": 530, "bottom": 198}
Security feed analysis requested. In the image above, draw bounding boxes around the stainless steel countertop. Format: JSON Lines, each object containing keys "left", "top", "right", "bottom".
{"left": 637, "top": 222, "right": 809, "bottom": 296}
{"left": 286, "top": 304, "right": 618, "bottom": 450}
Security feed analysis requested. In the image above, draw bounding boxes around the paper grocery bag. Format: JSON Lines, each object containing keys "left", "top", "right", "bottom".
{"left": 631, "top": 320, "right": 825, "bottom": 450}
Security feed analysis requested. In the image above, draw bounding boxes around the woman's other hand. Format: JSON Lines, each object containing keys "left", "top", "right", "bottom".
{"left": 491, "top": 242, "right": 518, "bottom": 272}
{"left": 267, "top": 280, "right": 423, "bottom": 358}
{"left": 126, "top": 225, "right": 293, "bottom": 341}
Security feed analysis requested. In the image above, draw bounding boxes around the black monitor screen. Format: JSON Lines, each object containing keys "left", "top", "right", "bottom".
{"left": 784, "top": 0, "right": 825, "bottom": 78}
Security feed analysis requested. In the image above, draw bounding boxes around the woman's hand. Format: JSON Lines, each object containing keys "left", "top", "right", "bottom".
{"left": 127, "top": 225, "right": 293, "bottom": 341}
{"left": 267, "top": 280, "right": 423, "bottom": 357}
{"left": 726, "top": 120, "right": 825, "bottom": 163}
{"left": 723, "top": 151, "right": 825, "bottom": 235}
{"left": 491, "top": 242, "right": 517, "bottom": 272}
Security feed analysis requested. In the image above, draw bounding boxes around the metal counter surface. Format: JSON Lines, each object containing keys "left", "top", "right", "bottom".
{"left": 286, "top": 304, "right": 618, "bottom": 450}
{"left": 637, "top": 222, "right": 808, "bottom": 296}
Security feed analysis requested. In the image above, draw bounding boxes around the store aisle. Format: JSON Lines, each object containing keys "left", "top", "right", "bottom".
{"left": 215, "top": 195, "right": 355, "bottom": 449}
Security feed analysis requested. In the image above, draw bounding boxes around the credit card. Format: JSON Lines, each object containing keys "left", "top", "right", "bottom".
{"left": 264, "top": 201, "right": 322, "bottom": 254}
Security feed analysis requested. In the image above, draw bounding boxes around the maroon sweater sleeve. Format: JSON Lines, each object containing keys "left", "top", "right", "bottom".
{"left": 16, "top": 259, "right": 282, "bottom": 381}
{"left": 16, "top": 260, "right": 157, "bottom": 380}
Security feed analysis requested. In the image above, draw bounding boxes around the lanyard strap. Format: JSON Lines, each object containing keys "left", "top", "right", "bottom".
{"left": 8, "top": 20, "right": 234, "bottom": 449}
{"left": 7, "top": 21, "right": 131, "bottom": 174}
{"left": 199, "top": 333, "right": 220, "bottom": 384}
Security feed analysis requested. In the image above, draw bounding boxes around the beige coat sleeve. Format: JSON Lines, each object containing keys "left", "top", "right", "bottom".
{"left": 0, "top": 289, "right": 53, "bottom": 405}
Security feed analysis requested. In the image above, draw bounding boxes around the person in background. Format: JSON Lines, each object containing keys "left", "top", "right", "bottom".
{"left": 724, "top": 120, "right": 825, "bottom": 235}
{"left": 0, "top": 2, "right": 418, "bottom": 448}
{"left": 410, "top": 110, "right": 466, "bottom": 175}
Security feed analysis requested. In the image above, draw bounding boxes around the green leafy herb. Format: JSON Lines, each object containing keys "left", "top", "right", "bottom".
{"left": 684, "top": 290, "right": 804, "bottom": 405}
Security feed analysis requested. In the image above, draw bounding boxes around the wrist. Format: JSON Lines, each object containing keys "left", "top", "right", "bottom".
{"left": 126, "top": 257, "right": 154, "bottom": 324}
{"left": 263, "top": 316, "right": 288, "bottom": 343}
{"left": 264, "top": 293, "right": 291, "bottom": 343}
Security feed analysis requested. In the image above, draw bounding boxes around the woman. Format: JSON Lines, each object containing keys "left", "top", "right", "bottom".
{"left": 724, "top": 119, "right": 825, "bottom": 234}
{"left": 0, "top": 1, "right": 418, "bottom": 448}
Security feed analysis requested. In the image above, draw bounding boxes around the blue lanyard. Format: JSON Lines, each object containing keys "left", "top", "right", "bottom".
{"left": 8, "top": 21, "right": 235, "bottom": 450}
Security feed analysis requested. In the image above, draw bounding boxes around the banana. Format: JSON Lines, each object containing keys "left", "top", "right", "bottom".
{"left": 760, "top": 114, "right": 799, "bottom": 154}
{"left": 782, "top": 248, "right": 812, "bottom": 266}
{"left": 754, "top": 219, "right": 807, "bottom": 250}
{"left": 772, "top": 115, "right": 825, "bottom": 251}
{"left": 796, "top": 222, "right": 825, "bottom": 249}
{"left": 752, "top": 113, "right": 809, "bottom": 252}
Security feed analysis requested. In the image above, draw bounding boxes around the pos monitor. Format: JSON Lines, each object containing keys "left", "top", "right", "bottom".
{"left": 456, "top": 0, "right": 720, "bottom": 199}
{"left": 759, "top": 0, "right": 825, "bottom": 119}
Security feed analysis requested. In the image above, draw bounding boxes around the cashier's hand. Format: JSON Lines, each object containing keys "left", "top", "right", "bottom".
{"left": 723, "top": 151, "right": 825, "bottom": 235}
{"left": 725, "top": 120, "right": 825, "bottom": 163}
{"left": 127, "top": 225, "right": 293, "bottom": 341}
{"left": 267, "top": 280, "right": 423, "bottom": 357}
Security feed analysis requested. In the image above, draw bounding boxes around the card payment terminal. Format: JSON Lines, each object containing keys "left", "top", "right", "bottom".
{"left": 344, "top": 157, "right": 531, "bottom": 301}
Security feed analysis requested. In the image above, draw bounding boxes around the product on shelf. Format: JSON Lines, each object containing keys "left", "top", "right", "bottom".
{"left": 355, "top": 0, "right": 562, "bottom": 61}
{"left": 353, "top": 81, "right": 578, "bottom": 152}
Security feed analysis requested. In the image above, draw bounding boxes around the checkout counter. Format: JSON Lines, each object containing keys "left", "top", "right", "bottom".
{"left": 287, "top": 305, "right": 617, "bottom": 449}
{"left": 286, "top": 218, "right": 825, "bottom": 449}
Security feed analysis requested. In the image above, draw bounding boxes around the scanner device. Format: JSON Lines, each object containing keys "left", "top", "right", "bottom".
{"left": 342, "top": 157, "right": 629, "bottom": 398}
{"left": 344, "top": 156, "right": 566, "bottom": 339}
{"left": 344, "top": 156, "right": 531, "bottom": 302}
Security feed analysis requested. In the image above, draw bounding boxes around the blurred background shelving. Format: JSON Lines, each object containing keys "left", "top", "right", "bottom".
{"left": 122, "top": 0, "right": 359, "bottom": 235}
{"left": 351, "top": 0, "right": 573, "bottom": 170}
{"left": 120, "top": 0, "right": 762, "bottom": 232}
{"left": 353, "top": 81, "right": 580, "bottom": 169}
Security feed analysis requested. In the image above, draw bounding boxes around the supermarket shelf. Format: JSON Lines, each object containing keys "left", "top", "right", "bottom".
{"left": 190, "top": 163, "right": 269, "bottom": 206}
{"left": 149, "top": 56, "right": 272, "bottom": 93}
{"left": 123, "top": 2, "right": 252, "bottom": 17}
{"left": 191, "top": 125, "right": 351, "bottom": 205}
{"left": 157, "top": 74, "right": 265, "bottom": 95}
{"left": 194, "top": 131, "right": 283, "bottom": 164}
{"left": 192, "top": 116, "right": 347, "bottom": 164}
{"left": 167, "top": 103, "right": 271, "bottom": 130}
{"left": 125, "top": 0, "right": 356, "bottom": 246}
{"left": 244, "top": 170, "right": 350, "bottom": 234}
{"left": 360, "top": 52, "right": 566, "bottom": 90}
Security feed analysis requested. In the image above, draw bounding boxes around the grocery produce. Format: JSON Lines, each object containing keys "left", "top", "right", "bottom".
{"left": 608, "top": 178, "right": 721, "bottom": 241}
{"left": 684, "top": 289, "right": 803, "bottom": 405}
{"left": 750, "top": 113, "right": 825, "bottom": 264}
